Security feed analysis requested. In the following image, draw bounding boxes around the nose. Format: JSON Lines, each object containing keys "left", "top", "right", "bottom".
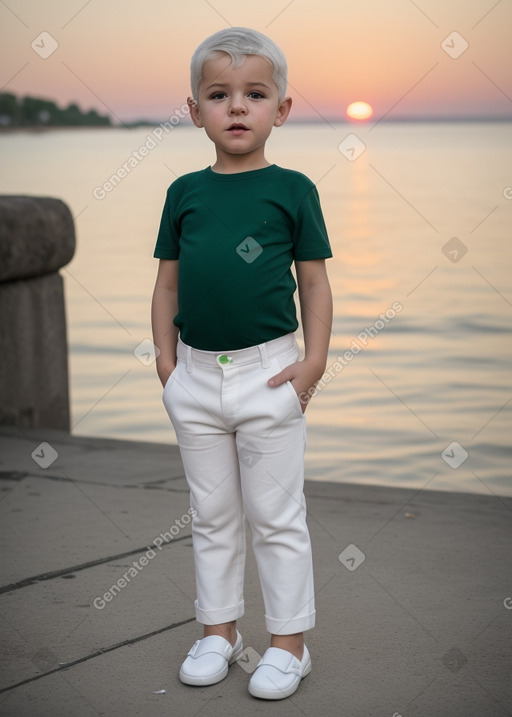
{"left": 228, "top": 94, "right": 247, "bottom": 115}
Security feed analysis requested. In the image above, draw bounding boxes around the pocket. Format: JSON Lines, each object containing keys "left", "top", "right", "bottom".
{"left": 162, "top": 365, "right": 180, "bottom": 422}
{"left": 285, "top": 379, "right": 305, "bottom": 416}
{"left": 273, "top": 348, "right": 302, "bottom": 417}
{"left": 162, "top": 364, "right": 178, "bottom": 396}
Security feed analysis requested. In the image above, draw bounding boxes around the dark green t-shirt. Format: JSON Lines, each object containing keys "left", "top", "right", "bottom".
{"left": 154, "top": 164, "right": 332, "bottom": 350}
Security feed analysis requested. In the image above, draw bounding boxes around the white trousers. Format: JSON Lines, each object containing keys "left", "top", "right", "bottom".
{"left": 162, "top": 333, "right": 315, "bottom": 635}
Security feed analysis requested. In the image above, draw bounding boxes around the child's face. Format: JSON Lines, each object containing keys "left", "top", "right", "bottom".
{"left": 189, "top": 53, "right": 290, "bottom": 161}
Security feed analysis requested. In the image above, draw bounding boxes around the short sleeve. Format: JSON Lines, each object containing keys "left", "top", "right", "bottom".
{"left": 292, "top": 182, "right": 332, "bottom": 261}
{"left": 153, "top": 188, "right": 180, "bottom": 259}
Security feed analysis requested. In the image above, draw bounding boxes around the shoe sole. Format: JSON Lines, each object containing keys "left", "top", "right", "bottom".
{"left": 179, "top": 642, "right": 244, "bottom": 686}
{"left": 248, "top": 660, "right": 312, "bottom": 700}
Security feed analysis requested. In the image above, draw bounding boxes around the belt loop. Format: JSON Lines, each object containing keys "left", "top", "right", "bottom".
{"left": 258, "top": 342, "right": 270, "bottom": 369}
{"left": 186, "top": 345, "right": 193, "bottom": 373}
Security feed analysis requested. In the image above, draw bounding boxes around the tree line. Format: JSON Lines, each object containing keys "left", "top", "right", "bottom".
{"left": 0, "top": 92, "right": 111, "bottom": 127}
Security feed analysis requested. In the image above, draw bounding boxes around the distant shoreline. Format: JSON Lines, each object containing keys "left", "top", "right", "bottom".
{"left": 1, "top": 116, "right": 511, "bottom": 133}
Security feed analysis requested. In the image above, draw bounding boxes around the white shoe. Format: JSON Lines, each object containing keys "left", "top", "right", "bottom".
{"left": 179, "top": 631, "right": 243, "bottom": 686}
{"left": 248, "top": 645, "right": 311, "bottom": 699}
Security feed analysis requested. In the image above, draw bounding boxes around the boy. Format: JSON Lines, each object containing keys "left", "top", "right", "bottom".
{"left": 151, "top": 27, "right": 332, "bottom": 700}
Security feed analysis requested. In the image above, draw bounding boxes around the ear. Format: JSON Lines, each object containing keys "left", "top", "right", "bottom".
{"left": 187, "top": 97, "right": 203, "bottom": 128}
{"left": 274, "top": 96, "right": 292, "bottom": 128}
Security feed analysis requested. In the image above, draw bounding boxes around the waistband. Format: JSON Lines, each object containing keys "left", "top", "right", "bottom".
{"left": 176, "top": 333, "right": 297, "bottom": 371}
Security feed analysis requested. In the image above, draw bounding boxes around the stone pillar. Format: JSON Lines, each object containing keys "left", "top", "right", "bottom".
{"left": 0, "top": 196, "right": 76, "bottom": 430}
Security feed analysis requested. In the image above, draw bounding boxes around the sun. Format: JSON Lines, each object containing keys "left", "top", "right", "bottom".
{"left": 346, "top": 101, "right": 374, "bottom": 121}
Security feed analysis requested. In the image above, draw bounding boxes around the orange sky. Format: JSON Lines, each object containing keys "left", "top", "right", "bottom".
{"left": 1, "top": 0, "right": 511, "bottom": 122}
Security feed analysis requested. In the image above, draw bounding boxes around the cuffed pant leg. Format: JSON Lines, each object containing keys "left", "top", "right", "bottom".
{"left": 163, "top": 363, "right": 245, "bottom": 625}
{"left": 179, "top": 432, "right": 246, "bottom": 625}
{"left": 236, "top": 352, "right": 316, "bottom": 635}
{"left": 238, "top": 422, "right": 315, "bottom": 634}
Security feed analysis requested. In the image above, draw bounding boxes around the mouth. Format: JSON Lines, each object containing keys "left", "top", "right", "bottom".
{"left": 227, "top": 123, "right": 249, "bottom": 134}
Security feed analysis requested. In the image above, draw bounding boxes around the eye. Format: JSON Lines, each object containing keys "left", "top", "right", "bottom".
{"left": 210, "top": 92, "right": 227, "bottom": 100}
{"left": 248, "top": 91, "right": 265, "bottom": 99}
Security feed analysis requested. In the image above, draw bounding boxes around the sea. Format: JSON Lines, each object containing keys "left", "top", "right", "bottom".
{"left": 1, "top": 120, "right": 511, "bottom": 496}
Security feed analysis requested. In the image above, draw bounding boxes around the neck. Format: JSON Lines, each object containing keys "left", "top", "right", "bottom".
{"left": 211, "top": 148, "right": 271, "bottom": 174}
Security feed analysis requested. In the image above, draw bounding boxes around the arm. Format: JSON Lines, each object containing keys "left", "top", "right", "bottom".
{"left": 151, "top": 259, "right": 179, "bottom": 387}
{"left": 268, "top": 259, "right": 333, "bottom": 411}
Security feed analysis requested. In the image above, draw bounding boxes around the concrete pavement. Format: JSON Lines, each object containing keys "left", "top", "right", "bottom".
{"left": 0, "top": 426, "right": 511, "bottom": 716}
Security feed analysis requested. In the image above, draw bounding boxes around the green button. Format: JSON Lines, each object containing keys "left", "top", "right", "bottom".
{"left": 218, "top": 354, "right": 232, "bottom": 365}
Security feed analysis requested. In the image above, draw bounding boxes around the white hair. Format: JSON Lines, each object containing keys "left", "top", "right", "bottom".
{"left": 190, "top": 27, "right": 288, "bottom": 102}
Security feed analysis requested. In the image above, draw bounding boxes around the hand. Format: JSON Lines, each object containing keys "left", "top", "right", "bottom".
{"left": 157, "top": 360, "right": 176, "bottom": 388}
{"left": 267, "top": 360, "right": 323, "bottom": 413}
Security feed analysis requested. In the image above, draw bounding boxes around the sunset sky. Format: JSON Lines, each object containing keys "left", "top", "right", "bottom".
{"left": 1, "top": 0, "right": 511, "bottom": 122}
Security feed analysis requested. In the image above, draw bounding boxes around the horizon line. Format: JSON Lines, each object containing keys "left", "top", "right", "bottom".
{"left": 118, "top": 115, "right": 512, "bottom": 127}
